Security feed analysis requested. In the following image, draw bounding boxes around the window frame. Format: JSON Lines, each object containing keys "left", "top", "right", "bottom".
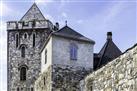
{"left": 21, "top": 46, "right": 25, "bottom": 58}
{"left": 15, "top": 33, "right": 19, "bottom": 48}
{"left": 20, "top": 66, "right": 27, "bottom": 81}
{"left": 70, "top": 43, "right": 78, "bottom": 60}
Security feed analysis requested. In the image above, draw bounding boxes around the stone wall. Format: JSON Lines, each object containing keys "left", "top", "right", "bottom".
{"left": 7, "top": 29, "right": 51, "bottom": 91}
{"left": 82, "top": 44, "right": 137, "bottom": 91}
{"left": 52, "top": 64, "right": 92, "bottom": 91}
{"left": 35, "top": 65, "right": 92, "bottom": 91}
{"left": 35, "top": 66, "right": 52, "bottom": 91}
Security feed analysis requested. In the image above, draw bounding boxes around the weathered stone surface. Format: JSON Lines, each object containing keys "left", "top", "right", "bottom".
{"left": 35, "top": 64, "right": 92, "bottom": 91}
{"left": 82, "top": 44, "right": 137, "bottom": 91}
{"left": 35, "top": 66, "right": 52, "bottom": 91}
{"left": 7, "top": 29, "right": 51, "bottom": 91}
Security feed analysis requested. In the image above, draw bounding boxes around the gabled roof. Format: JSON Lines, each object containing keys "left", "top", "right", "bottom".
{"left": 94, "top": 32, "right": 122, "bottom": 70}
{"left": 53, "top": 25, "right": 95, "bottom": 44}
{"left": 20, "top": 3, "right": 46, "bottom": 21}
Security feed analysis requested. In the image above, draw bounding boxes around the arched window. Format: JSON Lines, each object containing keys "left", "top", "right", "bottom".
{"left": 70, "top": 43, "right": 78, "bottom": 60}
{"left": 16, "top": 33, "right": 19, "bottom": 48}
{"left": 21, "top": 46, "right": 25, "bottom": 58}
{"left": 45, "top": 49, "right": 47, "bottom": 64}
{"left": 33, "top": 33, "right": 35, "bottom": 47}
{"left": 20, "top": 66, "right": 27, "bottom": 81}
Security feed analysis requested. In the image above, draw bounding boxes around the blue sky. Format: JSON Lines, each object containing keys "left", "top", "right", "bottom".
{"left": 0, "top": 0, "right": 136, "bottom": 91}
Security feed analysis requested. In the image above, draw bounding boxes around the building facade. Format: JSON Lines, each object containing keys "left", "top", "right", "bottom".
{"left": 7, "top": 3, "right": 124, "bottom": 91}
{"left": 35, "top": 25, "right": 95, "bottom": 91}
{"left": 7, "top": 3, "right": 53, "bottom": 91}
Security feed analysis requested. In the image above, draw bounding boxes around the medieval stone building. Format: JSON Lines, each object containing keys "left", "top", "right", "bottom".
{"left": 7, "top": 3, "right": 129, "bottom": 91}
{"left": 7, "top": 3, "right": 53, "bottom": 91}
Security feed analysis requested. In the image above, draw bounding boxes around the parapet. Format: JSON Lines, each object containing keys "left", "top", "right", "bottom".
{"left": 7, "top": 20, "right": 53, "bottom": 30}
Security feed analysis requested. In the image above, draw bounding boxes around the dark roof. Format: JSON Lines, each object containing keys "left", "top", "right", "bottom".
{"left": 53, "top": 26, "right": 95, "bottom": 44}
{"left": 94, "top": 32, "right": 122, "bottom": 70}
{"left": 40, "top": 25, "right": 95, "bottom": 53}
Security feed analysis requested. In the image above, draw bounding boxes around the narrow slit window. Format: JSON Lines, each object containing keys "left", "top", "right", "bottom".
{"left": 24, "top": 33, "right": 27, "bottom": 39}
{"left": 31, "top": 87, "right": 33, "bottom": 91}
{"left": 21, "top": 46, "right": 25, "bottom": 58}
{"left": 20, "top": 67, "right": 27, "bottom": 81}
{"left": 17, "top": 87, "right": 19, "bottom": 91}
{"left": 16, "top": 34, "right": 19, "bottom": 48}
{"left": 33, "top": 34, "right": 35, "bottom": 47}
{"left": 45, "top": 49, "right": 47, "bottom": 64}
{"left": 44, "top": 77, "right": 46, "bottom": 85}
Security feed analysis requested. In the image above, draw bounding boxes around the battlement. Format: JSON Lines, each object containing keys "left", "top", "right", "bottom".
{"left": 7, "top": 20, "right": 53, "bottom": 30}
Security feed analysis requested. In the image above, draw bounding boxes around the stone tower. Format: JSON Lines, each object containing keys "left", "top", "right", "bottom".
{"left": 7, "top": 3, "right": 53, "bottom": 91}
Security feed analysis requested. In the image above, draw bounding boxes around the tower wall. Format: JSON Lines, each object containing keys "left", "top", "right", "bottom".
{"left": 7, "top": 28, "right": 51, "bottom": 91}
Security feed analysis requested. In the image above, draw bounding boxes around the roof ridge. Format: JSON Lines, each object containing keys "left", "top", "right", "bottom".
{"left": 97, "top": 40, "right": 110, "bottom": 67}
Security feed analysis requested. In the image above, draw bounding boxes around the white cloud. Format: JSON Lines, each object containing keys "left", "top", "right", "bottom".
{"left": 45, "top": 14, "right": 55, "bottom": 22}
{"left": 61, "top": 12, "right": 67, "bottom": 18}
{"left": 77, "top": 20, "right": 83, "bottom": 24}
{"left": 34, "top": 0, "right": 54, "bottom": 4}
{"left": 0, "top": 2, "right": 22, "bottom": 18}
{"left": 0, "top": 2, "right": 12, "bottom": 17}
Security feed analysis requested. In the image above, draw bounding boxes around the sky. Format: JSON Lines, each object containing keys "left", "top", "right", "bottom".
{"left": 0, "top": 0, "right": 136, "bottom": 91}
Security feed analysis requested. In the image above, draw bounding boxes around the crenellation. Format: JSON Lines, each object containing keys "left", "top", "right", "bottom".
{"left": 7, "top": 20, "right": 53, "bottom": 30}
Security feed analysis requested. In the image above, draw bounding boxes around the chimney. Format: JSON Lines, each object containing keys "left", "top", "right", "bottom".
{"left": 107, "top": 32, "right": 112, "bottom": 40}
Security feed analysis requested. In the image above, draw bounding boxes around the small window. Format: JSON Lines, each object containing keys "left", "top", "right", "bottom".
{"left": 90, "top": 86, "right": 93, "bottom": 91}
{"left": 20, "top": 67, "right": 27, "bottom": 81}
{"left": 44, "top": 77, "right": 45, "bottom": 85}
{"left": 21, "top": 46, "right": 25, "bottom": 58}
{"left": 70, "top": 43, "right": 78, "bottom": 60}
{"left": 31, "top": 87, "right": 33, "bottom": 91}
{"left": 24, "top": 33, "right": 27, "bottom": 39}
{"left": 45, "top": 49, "right": 47, "bottom": 64}
{"left": 17, "top": 87, "right": 19, "bottom": 91}
{"left": 16, "top": 33, "right": 19, "bottom": 48}
{"left": 33, "top": 33, "right": 35, "bottom": 47}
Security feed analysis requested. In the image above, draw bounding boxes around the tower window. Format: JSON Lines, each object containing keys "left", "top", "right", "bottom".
{"left": 17, "top": 87, "right": 19, "bottom": 91}
{"left": 31, "top": 87, "right": 33, "bottom": 91}
{"left": 44, "top": 77, "right": 46, "bottom": 85}
{"left": 21, "top": 46, "right": 25, "bottom": 58}
{"left": 90, "top": 86, "right": 93, "bottom": 91}
{"left": 24, "top": 33, "right": 27, "bottom": 39}
{"left": 20, "top": 67, "right": 27, "bottom": 81}
{"left": 70, "top": 43, "right": 78, "bottom": 60}
{"left": 33, "top": 34, "right": 35, "bottom": 47}
{"left": 45, "top": 49, "right": 47, "bottom": 64}
{"left": 16, "top": 33, "right": 19, "bottom": 48}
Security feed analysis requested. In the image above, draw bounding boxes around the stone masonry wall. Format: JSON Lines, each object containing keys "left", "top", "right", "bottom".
{"left": 7, "top": 29, "right": 50, "bottom": 91}
{"left": 35, "top": 64, "right": 92, "bottom": 91}
{"left": 81, "top": 44, "right": 137, "bottom": 91}
{"left": 35, "top": 66, "right": 52, "bottom": 91}
{"left": 52, "top": 64, "right": 92, "bottom": 91}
